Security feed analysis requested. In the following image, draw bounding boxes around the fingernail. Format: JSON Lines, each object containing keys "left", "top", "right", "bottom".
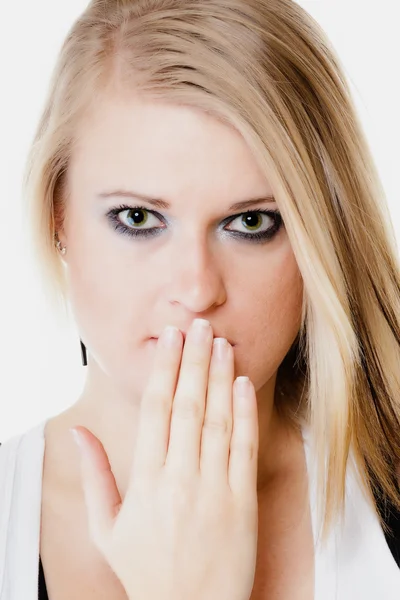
{"left": 70, "top": 428, "right": 84, "bottom": 450}
{"left": 235, "top": 376, "right": 250, "bottom": 395}
{"left": 192, "top": 318, "right": 211, "bottom": 343}
{"left": 213, "top": 337, "right": 229, "bottom": 360}
{"left": 162, "top": 325, "right": 180, "bottom": 348}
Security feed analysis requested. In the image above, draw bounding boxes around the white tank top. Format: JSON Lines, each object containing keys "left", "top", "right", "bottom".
{"left": 302, "top": 423, "right": 400, "bottom": 598}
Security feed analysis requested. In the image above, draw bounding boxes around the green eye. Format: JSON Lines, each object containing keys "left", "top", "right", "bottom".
{"left": 106, "top": 204, "right": 283, "bottom": 245}
{"left": 125, "top": 207, "right": 150, "bottom": 228}
{"left": 237, "top": 212, "right": 264, "bottom": 232}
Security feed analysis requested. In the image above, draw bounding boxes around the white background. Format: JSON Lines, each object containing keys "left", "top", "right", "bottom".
{"left": 0, "top": 1, "right": 399, "bottom": 441}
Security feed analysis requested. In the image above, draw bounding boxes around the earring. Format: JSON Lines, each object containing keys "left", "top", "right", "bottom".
{"left": 55, "top": 233, "right": 66, "bottom": 255}
{"left": 80, "top": 339, "right": 87, "bottom": 366}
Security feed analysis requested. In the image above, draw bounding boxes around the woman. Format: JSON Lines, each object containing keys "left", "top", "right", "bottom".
{"left": 0, "top": 0, "right": 399, "bottom": 599}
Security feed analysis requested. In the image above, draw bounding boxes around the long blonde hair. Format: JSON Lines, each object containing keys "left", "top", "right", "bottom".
{"left": 23, "top": 0, "right": 400, "bottom": 545}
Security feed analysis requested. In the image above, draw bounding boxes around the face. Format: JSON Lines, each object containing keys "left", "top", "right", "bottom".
{"left": 61, "top": 93, "right": 303, "bottom": 407}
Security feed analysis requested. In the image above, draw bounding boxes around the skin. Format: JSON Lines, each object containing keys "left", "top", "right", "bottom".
{"left": 45, "top": 92, "right": 304, "bottom": 513}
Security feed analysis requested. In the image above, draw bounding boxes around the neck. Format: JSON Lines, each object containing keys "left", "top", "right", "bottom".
{"left": 42, "top": 362, "right": 297, "bottom": 509}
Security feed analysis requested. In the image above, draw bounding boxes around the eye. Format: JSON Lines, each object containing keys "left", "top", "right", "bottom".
{"left": 225, "top": 210, "right": 277, "bottom": 235}
{"left": 106, "top": 204, "right": 283, "bottom": 244}
{"left": 113, "top": 206, "right": 162, "bottom": 230}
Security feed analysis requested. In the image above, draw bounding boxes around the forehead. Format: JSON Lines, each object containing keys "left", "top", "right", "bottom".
{"left": 69, "top": 95, "right": 272, "bottom": 203}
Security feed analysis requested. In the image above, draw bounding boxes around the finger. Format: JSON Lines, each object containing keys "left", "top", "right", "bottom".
{"left": 228, "top": 377, "right": 259, "bottom": 502}
{"left": 132, "top": 326, "right": 183, "bottom": 480}
{"left": 164, "top": 319, "right": 213, "bottom": 478}
{"left": 199, "top": 338, "right": 234, "bottom": 486}
{"left": 70, "top": 426, "right": 121, "bottom": 552}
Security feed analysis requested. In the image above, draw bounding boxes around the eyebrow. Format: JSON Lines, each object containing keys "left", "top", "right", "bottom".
{"left": 97, "top": 189, "right": 276, "bottom": 212}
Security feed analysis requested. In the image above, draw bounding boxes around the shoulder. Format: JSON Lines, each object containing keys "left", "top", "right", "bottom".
{"left": 0, "top": 429, "right": 34, "bottom": 475}
{"left": 0, "top": 428, "right": 44, "bottom": 510}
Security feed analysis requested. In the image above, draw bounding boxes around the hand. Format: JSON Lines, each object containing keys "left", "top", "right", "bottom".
{"left": 71, "top": 318, "right": 259, "bottom": 600}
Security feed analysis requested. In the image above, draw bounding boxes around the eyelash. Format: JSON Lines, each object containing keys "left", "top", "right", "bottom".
{"left": 106, "top": 204, "right": 284, "bottom": 244}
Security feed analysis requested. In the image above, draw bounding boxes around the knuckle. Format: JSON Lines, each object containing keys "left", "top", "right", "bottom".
{"left": 172, "top": 396, "right": 203, "bottom": 420}
{"left": 209, "top": 369, "right": 228, "bottom": 385}
{"left": 203, "top": 414, "right": 230, "bottom": 435}
{"left": 230, "top": 442, "right": 255, "bottom": 461}
{"left": 188, "top": 353, "right": 206, "bottom": 370}
{"left": 142, "top": 389, "right": 170, "bottom": 415}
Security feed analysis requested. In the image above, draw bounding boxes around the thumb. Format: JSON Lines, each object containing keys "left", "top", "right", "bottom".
{"left": 70, "top": 426, "right": 122, "bottom": 550}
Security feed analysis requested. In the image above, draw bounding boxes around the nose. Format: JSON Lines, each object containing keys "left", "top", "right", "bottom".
{"left": 166, "top": 235, "right": 227, "bottom": 313}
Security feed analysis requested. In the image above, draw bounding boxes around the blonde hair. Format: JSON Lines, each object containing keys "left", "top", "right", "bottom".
{"left": 23, "top": 0, "right": 400, "bottom": 545}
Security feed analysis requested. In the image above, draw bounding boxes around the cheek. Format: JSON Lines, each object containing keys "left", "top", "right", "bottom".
{"left": 65, "top": 243, "right": 148, "bottom": 353}
{"left": 233, "top": 253, "right": 303, "bottom": 391}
